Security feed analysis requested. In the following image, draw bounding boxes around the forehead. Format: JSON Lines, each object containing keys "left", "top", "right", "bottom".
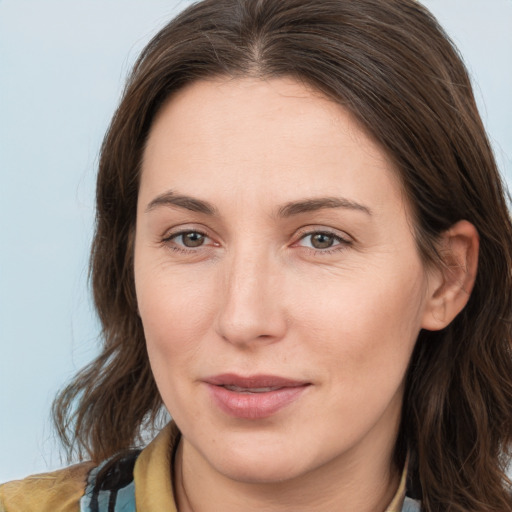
{"left": 140, "top": 76, "right": 405, "bottom": 218}
{"left": 145, "top": 76, "right": 383, "bottom": 162}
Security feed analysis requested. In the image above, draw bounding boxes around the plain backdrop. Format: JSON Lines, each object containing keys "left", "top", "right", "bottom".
{"left": 1, "top": 0, "right": 511, "bottom": 481}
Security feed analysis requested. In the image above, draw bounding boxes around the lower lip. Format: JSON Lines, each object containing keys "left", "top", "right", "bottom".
{"left": 205, "top": 383, "right": 309, "bottom": 419}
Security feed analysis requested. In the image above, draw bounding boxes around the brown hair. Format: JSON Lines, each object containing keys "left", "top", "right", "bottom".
{"left": 53, "top": 0, "right": 512, "bottom": 509}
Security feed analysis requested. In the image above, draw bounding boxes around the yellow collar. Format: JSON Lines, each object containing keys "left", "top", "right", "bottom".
{"left": 134, "top": 422, "right": 180, "bottom": 511}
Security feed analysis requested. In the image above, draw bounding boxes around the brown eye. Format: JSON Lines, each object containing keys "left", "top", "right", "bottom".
{"left": 310, "top": 233, "right": 335, "bottom": 249}
{"left": 165, "top": 230, "right": 209, "bottom": 248}
{"left": 180, "top": 231, "right": 206, "bottom": 247}
{"left": 296, "top": 230, "right": 348, "bottom": 252}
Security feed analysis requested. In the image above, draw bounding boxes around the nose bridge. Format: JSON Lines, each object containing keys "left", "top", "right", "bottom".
{"left": 215, "top": 242, "right": 286, "bottom": 346}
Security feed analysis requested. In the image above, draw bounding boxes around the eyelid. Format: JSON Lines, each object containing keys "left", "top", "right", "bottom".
{"left": 161, "top": 221, "right": 215, "bottom": 240}
{"left": 161, "top": 225, "right": 221, "bottom": 252}
{"left": 292, "top": 226, "right": 353, "bottom": 254}
{"left": 162, "top": 227, "right": 209, "bottom": 242}
{"left": 293, "top": 225, "right": 353, "bottom": 243}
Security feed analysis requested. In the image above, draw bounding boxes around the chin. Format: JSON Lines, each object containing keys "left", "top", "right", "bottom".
{"left": 215, "top": 453, "right": 308, "bottom": 484}
{"left": 198, "top": 431, "right": 322, "bottom": 485}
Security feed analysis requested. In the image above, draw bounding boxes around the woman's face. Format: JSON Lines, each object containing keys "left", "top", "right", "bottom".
{"left": 134, "top": 77, "right": 437, "bottom": 484}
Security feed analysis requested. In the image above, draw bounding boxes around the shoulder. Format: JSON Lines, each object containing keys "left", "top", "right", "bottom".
{"left": 0, "top": 423, "right": 177, "bottom": 512}
{"left": 0, "top": 461, "right": 95, "bottom": 512}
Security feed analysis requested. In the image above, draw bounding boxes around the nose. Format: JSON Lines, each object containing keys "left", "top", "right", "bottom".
{"left": 214, "top": 249, "right": 288, "bottom": 348}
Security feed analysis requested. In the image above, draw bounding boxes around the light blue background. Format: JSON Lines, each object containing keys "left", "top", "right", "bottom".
{"left": 1, "top": 0, "right": 511, "bottom": 481}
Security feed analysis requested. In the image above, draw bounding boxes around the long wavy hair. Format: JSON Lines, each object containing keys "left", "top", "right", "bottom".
{"left": 53, "top": 0, "right": 512, "bottom": 510}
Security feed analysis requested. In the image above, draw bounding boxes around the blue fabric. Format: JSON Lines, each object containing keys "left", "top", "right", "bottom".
{"left": 81, "top": 455, "right": 138, "bottom": 512}
{"left": 402, "top": 496, "right": 422, "bottom": 511}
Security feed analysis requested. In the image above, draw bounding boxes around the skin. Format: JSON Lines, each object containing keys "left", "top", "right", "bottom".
{"left": 134, "top": 77, "right": 478, "bottom": 512}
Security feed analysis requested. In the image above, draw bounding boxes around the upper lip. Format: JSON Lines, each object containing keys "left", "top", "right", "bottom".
{"left": 203, "top": 373, "right": 310, "bottom": 389}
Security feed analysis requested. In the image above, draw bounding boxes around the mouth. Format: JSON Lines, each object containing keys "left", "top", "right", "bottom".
{"left": 222, "top": 385, "right": 285, "bottom": 393}
{"left": 203, "top": 374, "right": 311, "bottom": 419}
{"left": 204, "top": 373, "right": 310, "bottom": 388}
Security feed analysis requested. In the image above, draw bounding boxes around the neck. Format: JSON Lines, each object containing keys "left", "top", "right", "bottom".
{"left": 173, "top": 437, "right": 401, "bottom": 512}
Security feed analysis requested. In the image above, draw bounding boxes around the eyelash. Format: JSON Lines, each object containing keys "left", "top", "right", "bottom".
{"left": 294, "top": 229, "right": 351, "bottom": 255}
{"left": 161, "top": 229, "right": 213, "bottom": 254}
{"left": 161, "top": 228, "right": 351, "bottom": 255}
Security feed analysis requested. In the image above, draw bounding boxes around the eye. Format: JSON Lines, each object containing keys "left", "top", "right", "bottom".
{"left": 304, "top": 232, "right": 338, "bottom": 249}
{"left": 178, "top": 231, "right": 206, "bottom": 247}
{"left": 163, "top": 230, "right": 212, "bottom": 249}
{"left": 296, "top": 230, "right": 350, "bottom": 251}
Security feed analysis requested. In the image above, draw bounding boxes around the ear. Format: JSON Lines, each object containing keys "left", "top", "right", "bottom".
{"left": 421, "top": 220, "right": 479, "bottom": 331}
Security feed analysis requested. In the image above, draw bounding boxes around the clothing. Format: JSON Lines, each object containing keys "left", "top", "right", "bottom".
{"left": 0, "top": 423, "right": 420, "bottom": 511}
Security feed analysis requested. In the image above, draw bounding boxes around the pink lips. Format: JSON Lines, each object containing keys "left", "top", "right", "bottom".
{"left": 204, "top": 374, "right": 310, "bottom": 419}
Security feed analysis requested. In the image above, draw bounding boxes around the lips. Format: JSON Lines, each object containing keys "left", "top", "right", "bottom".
{"left": 203, "top": 374, "right": 310, "bottom": 419}
{"left": 223, "top": 385, "right": 283, "bottom": 393}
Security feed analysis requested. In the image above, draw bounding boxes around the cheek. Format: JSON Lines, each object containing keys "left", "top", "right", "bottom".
{"left": 136, "top": 270, "right": 219, "bottom": 422}
{"left": 295, "top": 262, "right": 427, "bottom": 378}
{"left": 135, "top": 262, "right": 218, "bottom": 377}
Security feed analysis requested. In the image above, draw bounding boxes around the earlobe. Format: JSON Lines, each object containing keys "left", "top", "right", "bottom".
{"left": 421, "top": 220, "right": 479, "bottom": 331}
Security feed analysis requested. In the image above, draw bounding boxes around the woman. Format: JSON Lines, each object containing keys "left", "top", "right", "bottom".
{"left": 2, "top": 0, "right": 511, "bottom": 511}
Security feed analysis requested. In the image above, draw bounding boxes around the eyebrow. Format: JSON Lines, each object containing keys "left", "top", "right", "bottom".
{"left": 145, "top": 191, "right": 217, "bottom": 215}
{"left": 145, "top": 191, "right": 371, "bottom": 217}
{"left": 277, "top": 197, "right": 372, "bottom": 217}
